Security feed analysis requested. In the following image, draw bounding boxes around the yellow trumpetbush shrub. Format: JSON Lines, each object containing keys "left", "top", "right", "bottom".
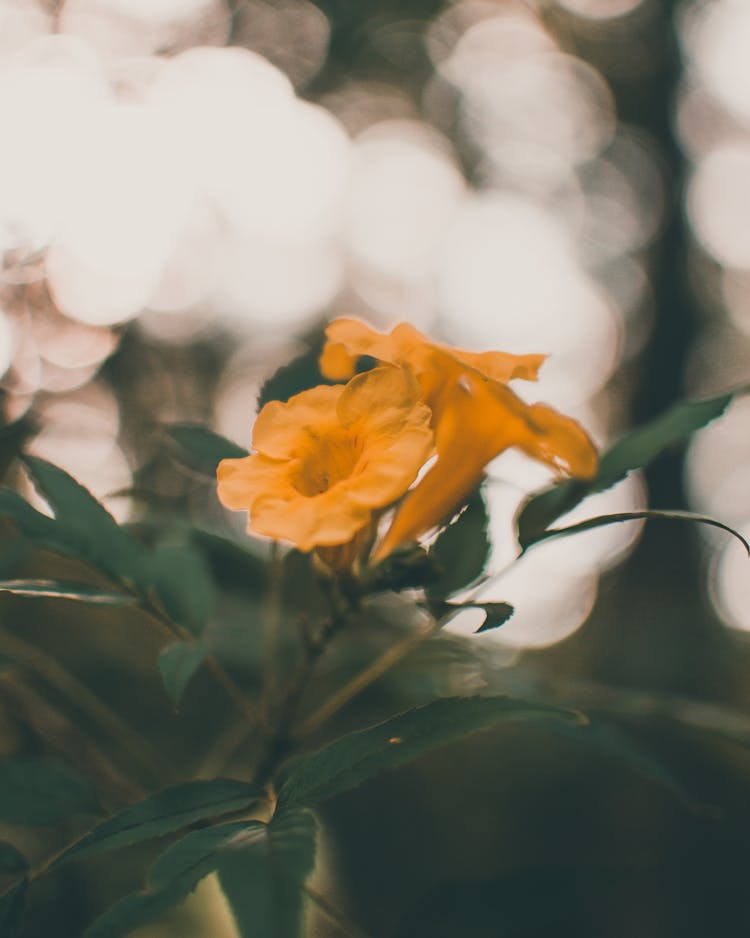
{"left": 319, "top": 318, "right": 598, "bottom": 557}
{"left": 216, "top": 365, "right": 434, "bottom": 553}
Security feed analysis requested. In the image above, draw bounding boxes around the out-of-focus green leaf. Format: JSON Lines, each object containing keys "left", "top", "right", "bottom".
{"left": 427, "top": 493, "right": 490, "bottom": 600}
{"left": 397, "top": 868, "right": 622, "bottom": 937}
{"left": 20, "top": 456, "right": 144, "bottom": 582}
{"left": 278, "top": 696, "right": 584, "bottom": 809}
{"left": 0, "top": 759, "right": 101, "bottom": 825}
{"left": 551, "top": 719, "right": 702, "bottom": 811}
{"left": 0, "top": 489, "right": 62, "bottom": 546}
{"left": 0, "top": 417, "right": 33, "bottom": 477}
{"left": 0, "top": 579, "right": 137, "bottom": 606}
{"left": 363, "top": 544, "right": 439, "bottom": 594}
{"left": 429, "top": 600, "right": 514, "bottom": 632}
{"left": 257, "top": 332, "right": 327, "bottom": 409}
{"left": 148, "top": 544, "right": 214, "bottom": 634}
{"left": 192, "top": 528, "right": 267, "bottom": 595}
{"left": 166, "top": 424, "right": 248, "bottom": 476}
{"left": 0, "top": 879, "right": 27, "bottom": 937}
{"left": 158, "top": 640, "right": 209, "bottom": 707}
{"left": 517, "top": 391, "right": 736, "bottom": 549}
{"left": 472, "top": 602, "right": 515, "bottom": 632}
{"left": 534, "top": 510, "right": 749, "bottom": 554}
{"left": 0, "top": 842, "right": 28, "bottom": 874}
{"left": 52, "top": 779, "right": 264, "bottom": 869}
{"left": 217, "top": 809, "right": 317, "bottom": 938}
{"left": 83, "top": 821, "right": 252, "bottom": 938}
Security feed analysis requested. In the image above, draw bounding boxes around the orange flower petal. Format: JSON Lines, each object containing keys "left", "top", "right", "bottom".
{"left": 217, "top": 364, "right": 435, "bottom": 553}
{"left": 251, "top": 385, "right": 342, "bottom": 459}
{"left": 377, "top": 370, "right": 598, "bottom": 556}
{"left": 319, "top": 341, "right": 358, "bottom": 381}
{"left": 250, "top": 489, "right": 373, "bottom": 552}
{"left": 518, "top": 403, "right": 598, "bottom": 479}
{"left": 452, "top": 349, "right": 546, "bottom": 383}
{"left": 216, "top": 454, "right": 289, "bottom": 511}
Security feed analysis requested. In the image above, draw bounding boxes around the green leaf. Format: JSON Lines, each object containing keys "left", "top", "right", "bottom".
{"left": 362, "top": 544, "right": 439, "bottom": 594}
{"left": 429, "top": 601, "right": 514, "bottom": 633}
{"left": 20, "top": 456, "right": 144, "bottom": 582}
{"left": 0, "top": 842, "right": 29, "bottom": 874}
{"left": 148, "top": 544, "right": 214, "bottom": 634}
{"left": 517, "top": 391, "right": 736, "bottom": 549}
{"left": 217, "top": 810, "right": 317, "bottom": 938}
{"left": 166, "top": 425, "right": 248, "bottom": 476}
{"left": 278, "top": 696, "right": 584, "bottom": 809}
{"left": 0, "top": 579, "right": 137, "bottom": 606}
{"left": 427, "top": 492, "right": 490, "bottom": 600}
{"left": 158, "top": 640, "right": 209, "bottom": 707}
{"left": 472, "top": 602, "right": 515, "bottom": 632}
{"left": 83, "top": 821, "right": 251, "bottom": 938}
{"left": 535, "top": 509, "right": 750, "bottom": 554}
{"left": 0, "top": 879, "right": 27, "bottom": 938}
{"left": 52, "top": 779, "right": 264, "bottom": 870}
{"left": 0, "top": 758, "right": 101, "bottom": 825}
{"left": 0, "top": 488, "right": 63, "bottom": 546}
{"left": 552, "top": 719, "right": 701, "bottom": 811}
{"left": 257, "top": 331, "right": 327, "bottom": 409}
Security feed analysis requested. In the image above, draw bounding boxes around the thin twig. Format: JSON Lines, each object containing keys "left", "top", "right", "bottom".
{"left": 262, "top": 541, "right": 283, "bottom": 715}
{"left": 293, "top": 618, "right": 443, "bottom": 739}
{"left": 205, "top": 656, "right": 266, "bottom": 732}
{"left": 140, "top": 599, "right": 267, "bottom": 734}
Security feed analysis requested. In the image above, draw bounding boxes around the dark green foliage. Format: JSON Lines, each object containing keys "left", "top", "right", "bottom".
{"left": 0, "top": 488, "right": 68, "bottom": 550}
{"left": 427, "top": 492, "right": 491, "bottom": 600}
{"left": 0, "top": 579, "right": 136, "bottom": 605}
{"left": 165, "top": 425, "right": 248, "bottom": 476}
{"left": 0, "top": 842, "right": 29, "bottom": 874}
{"left": 217, "top": 810, "right": 317, "bottom": 938}
{"left": 192, "top": 528, "right": 267, "bottom": 595}
{"left": 428, "top": 601, "right": 514, "bottom": 633}
{"left": 83, "top": 821, "right": 251, "bottom": 938}
{"left": 396, "top": 868, "right": 623, "bottom": 938}
{"left": 0, "top": 879, "right": 27, "bottom": 938}
{"left": 0, "top": 417, "right": 34, "bottom": 478}
{"left": 550, "top": 718, "right": 702, "bottom": 811}
{"left": 278, "top": 696, "right": 583, "bottom": 809}
{"left": 532, "top": 509, "right": 749, "bottom": 554}
{"left": 147, "top": 544, "right": 214, "bottom": 634}
{"left": 257, "top": 330, "right": 327, "bottom": 409}
{"left": 0, "top": 759, "right": 101, "bottom": 826}
{"left": 516, "top": 391, "right": 736, "bottom": 549}
{"left": 157, "top": 640, "right": 210, "bottom": 707}
{"left": 52, "top": 779, "right": 264, "bottom": 869}
{"left": 0, "top": 459, "right": 222, "bottom": 640}
{"left": 362, "top": 543, "right": 440, "bottom": 593}
{"left": 21, "top": 455, "right": 145, "bottom": 583}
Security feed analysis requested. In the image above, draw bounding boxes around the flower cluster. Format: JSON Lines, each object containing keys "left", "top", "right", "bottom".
{"left": 217, "top": 319, "right": 598, "bottom": 566}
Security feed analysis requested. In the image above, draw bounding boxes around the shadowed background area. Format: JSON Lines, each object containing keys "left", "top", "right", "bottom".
{"left": 1, "top": 1, "right": 750, "bottom": 936}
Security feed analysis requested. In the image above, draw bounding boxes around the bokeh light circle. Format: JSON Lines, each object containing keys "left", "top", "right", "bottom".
{"left": 688, "top": 143, "right": 750, "bottom": 269}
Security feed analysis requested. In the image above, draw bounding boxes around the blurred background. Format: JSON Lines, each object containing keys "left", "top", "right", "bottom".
{"left": 2, "top": 0, "right": 750, "bottom": 936}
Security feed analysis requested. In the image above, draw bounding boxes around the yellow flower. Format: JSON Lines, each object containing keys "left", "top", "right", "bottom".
{"left": 319, "top": 318, "right": 598, "bottom": 556}
{"left": 216, "top": 365, "right": 434, "bottom": 553}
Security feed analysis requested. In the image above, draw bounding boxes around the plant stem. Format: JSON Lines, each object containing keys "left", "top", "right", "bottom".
{"left": 262, "top": 541, "right": 283, "bottom": 716}
{"left": 293, "top": 618, "right": 443, "bottom": 739}
{"left": 204, "top": 656, "right": 266, "bottom": 732}
{"left": 140, "top": 598, "right": 267, "bottom": 734}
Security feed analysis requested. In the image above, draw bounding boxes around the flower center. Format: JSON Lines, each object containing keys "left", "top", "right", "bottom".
{"left": 292, "top": 430, "right": 363, "bottom": 496}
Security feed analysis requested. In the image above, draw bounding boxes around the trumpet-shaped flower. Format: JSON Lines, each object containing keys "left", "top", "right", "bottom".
{"left": 216, "top": 366, "right": 434, "bottom": 553}
{"left": 319, "top": 318, "right": 598, "bottom": 556}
